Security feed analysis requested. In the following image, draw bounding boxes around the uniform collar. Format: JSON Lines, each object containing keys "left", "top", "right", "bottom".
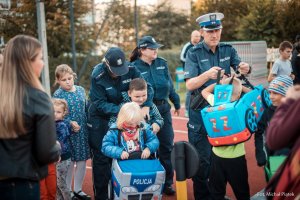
{"left": 203, "top": 42, "right": 220, "bottom": 53}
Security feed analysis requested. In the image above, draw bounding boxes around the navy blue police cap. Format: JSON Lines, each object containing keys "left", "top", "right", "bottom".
{"left": 196, "top": 12, "right": 224, "bottom": 31}
{"left": 104, "top": 47, "right": 129, "bottom": 76}
{"left": 138, "top": 36, "right": 163, "bottom": 49}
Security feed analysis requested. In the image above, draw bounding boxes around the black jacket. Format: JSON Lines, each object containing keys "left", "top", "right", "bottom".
{"left": 0, "top": 86, "right": 61, "bottom": 180}
{"left": 254, "top": 105, "right": 276, "bottom": 166}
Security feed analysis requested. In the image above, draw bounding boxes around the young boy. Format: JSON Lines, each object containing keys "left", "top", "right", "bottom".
{"left": 268, "top": 41, "right": 295, "bottom": 82}
{"left": 202, "top": 76, "right": 250, "bottom": 200}
{"left": 109, "top": 78, "right": 164, "bottom": 133}
{"left": 255, "top": 75, "right": 293, "bottom": 166}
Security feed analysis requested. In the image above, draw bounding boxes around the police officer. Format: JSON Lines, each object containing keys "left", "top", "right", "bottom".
{"left": 180, "top": 30, "right": 202, "bottom": 117}
{"left": 88, "top": 47, "right": 154, "bottom": 200}
{"left": 184, "top": 13, "right": 251, "bottom": 200}
{"left": 130, "top": 36, "right": 180, "bottom": 195}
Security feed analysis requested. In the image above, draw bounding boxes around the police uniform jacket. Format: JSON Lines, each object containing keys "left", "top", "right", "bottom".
{"left": 184, "top": 42, "right": 241, "bottom": 87}
{"left": 184, "top": 42, "right": 241, "bottom": 133}
{"left": 132, "top": 57, "right": 180, "bottom": 110}
{"left": 88, "top": 63, "right": 154, "bottom": 119}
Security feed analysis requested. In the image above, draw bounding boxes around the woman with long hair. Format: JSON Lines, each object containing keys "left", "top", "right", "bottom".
{"left": 0, "top": 35, "right": 61, "bottom": 200}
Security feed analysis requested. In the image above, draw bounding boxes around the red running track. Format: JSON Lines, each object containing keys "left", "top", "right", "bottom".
{"left": 82, "top": 107, "right": 266, "bottom": 200}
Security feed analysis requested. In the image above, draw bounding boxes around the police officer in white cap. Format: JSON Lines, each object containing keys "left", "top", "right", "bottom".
{"left": 184, "top": 13, "right": 251, "bottom": 200}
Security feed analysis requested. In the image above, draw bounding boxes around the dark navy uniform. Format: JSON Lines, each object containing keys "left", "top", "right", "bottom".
{"left": 132, "top": 57, "right": 180, "bottom": 189}
{"left": 87, "top": 63, "right": 153, "bottom": 200}
{"left": 184, "top": 42, "right": 241, "bottom": 199}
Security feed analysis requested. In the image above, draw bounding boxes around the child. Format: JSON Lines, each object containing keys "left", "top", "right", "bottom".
{"left": 109, "top": 78, "right": 163, "bottom": 133}
{"left": 268, "top": 41, "right": 295, "bottom": 82}
{"left": 53, "top": 64, "right": 91, "bottom": 200}
{"left": 52, "top": 98, "right": 72, "bottom": 200}
{"left": 40, "top": 164, "right": 57, "bottom": 200}
{"left": 255, "top": 75, "right": 293, "bottom": 167}
{"left": 202, "top": 76, "right": 250, "bottom": 200}
{"left": 102, "top": 102, "right": 159, "bottom": 160}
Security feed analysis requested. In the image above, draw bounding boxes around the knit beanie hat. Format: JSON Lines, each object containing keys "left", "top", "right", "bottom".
{"left": 269, "top": 75, "right": 293, "bottom": 96}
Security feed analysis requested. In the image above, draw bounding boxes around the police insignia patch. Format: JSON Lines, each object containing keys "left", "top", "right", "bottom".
{"left": 117, "top": 58, "right": 122, "bottom": 65}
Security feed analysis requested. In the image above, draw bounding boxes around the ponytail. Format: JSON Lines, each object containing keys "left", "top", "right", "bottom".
{"left": 129, "top": 47, "right": 141, "bottom": 62}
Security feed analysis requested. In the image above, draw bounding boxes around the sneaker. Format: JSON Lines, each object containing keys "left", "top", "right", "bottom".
{"left": 73, "top": 191, "right": 91, "bottom": 200}
{"left": 163, "top": 185, "right": 176, "bottom": 195}
{"left": 185, "top": 110, "right": 189, "bottom": 118}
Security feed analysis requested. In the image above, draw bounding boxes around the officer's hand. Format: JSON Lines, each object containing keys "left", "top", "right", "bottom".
{"left": 141, "top": 148, "right": 150, "bottom": 159}
{"left": 141, "top": 106, "right": 150, "bottom": 120}
{"left": 174, "top": 109, "right": 180, "bottom": 116}
{"left": 151, "top": 123, "right": 160, "bottom": 134}
{"left": 205, "top": 66, "right": 222, "bottom": 79}
{"left": 121, "top": 151, "right": 129, "bottom": 160}
{"left": 238, "top": 62, "right": 250, "bottom": 75}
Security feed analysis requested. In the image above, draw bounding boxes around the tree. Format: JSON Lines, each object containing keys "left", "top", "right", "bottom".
{"left": 192, "top": 0, "right": 250, "bottom": 41}
{"left": 144, "top": 2, "right": 192, "bottom": 49}
{"left": 276, "top": 0, "right": 300, "bottom": 44}
{"left": 236, "top": 0, "right": 279, "bottom": 47}
{"left": 0, "top": 0, "right": 94, "bottom": 57}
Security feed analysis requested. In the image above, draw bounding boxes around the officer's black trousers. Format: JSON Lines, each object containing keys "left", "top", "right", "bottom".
{"left": 209, "top": 153, "right": 250, "bottom": 200}
{"left": 188, "top": 108, "right": 212, "bottom": 200}
{"left": 88, "top": 117, "right": 111, "bottom": 200}
{"left": 156, "top": 102, "right": 175, "bottom": 187}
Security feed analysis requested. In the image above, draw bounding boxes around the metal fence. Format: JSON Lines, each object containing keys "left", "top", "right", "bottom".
{"left": 227, "top": 41, "right": 268, "bottom": 86}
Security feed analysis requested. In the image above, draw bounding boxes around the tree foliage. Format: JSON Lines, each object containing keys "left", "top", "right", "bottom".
{"left": 144, "top": 2, "right": 192, "bottom": 49}
{"left": 236, "top": 0, "right": 278, "bottom": 46}
{"left": 0, "top": 0, "right": 94, "bottom": 57}
{"left": 192, "top": 0, "right": 250, "bottom": 41}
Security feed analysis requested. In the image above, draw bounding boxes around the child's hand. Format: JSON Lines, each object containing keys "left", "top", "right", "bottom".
{"left": 141, "top": 106, "right": 150, "bottom": 120}
{"left": 121, "top": 151, "right": 129, "bottom": 160}
{"left": 141, "top": 148, "right": 150, "bottom": 159}
{"left": 70, "top": 121, "right": 80, "bottom": 132}
{"left": 151, "top": 123, "right": 160, "bottom": 134}
{"left": 290, "top": 73, "right": 295, "bottom": 80}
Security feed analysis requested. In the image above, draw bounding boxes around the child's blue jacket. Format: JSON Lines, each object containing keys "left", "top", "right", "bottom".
{"left": 101, "top": 122, "right": 159, "bottom": 159}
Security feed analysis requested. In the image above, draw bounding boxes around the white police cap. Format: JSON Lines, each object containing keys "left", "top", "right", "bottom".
{"left": 196, "top": 12, "right": 224, "bottom": 31}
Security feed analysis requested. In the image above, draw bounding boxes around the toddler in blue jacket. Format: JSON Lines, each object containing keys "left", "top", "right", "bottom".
{"left": 102, "top": 102, "right": 159, "bottom": 160}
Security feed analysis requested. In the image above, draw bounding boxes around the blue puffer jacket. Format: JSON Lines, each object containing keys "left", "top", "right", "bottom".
{"left": 101, "top": 122, "right": 159, "bottom": 159}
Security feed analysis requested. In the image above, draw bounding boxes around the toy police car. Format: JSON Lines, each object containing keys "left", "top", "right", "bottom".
{"left": 109, "top": 154, "right": 165, "bottom": 200}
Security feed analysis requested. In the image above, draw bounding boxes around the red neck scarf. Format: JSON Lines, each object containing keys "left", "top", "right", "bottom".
{"left": 122, "top": 123, "right": 139, "bottom": 140}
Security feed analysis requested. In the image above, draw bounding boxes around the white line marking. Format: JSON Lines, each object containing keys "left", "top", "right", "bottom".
{"left": 172, "top": 116, "right": 189, "bottom": 120}
{"left": 174, "top": 130, "right": 187, "bottom": 134}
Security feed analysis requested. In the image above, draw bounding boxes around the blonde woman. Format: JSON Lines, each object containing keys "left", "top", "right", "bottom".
{"left": 102, "top": 102, "right": 159, "bottom": 160}
{"left": 0, "top": 35, "right": 61, "bottom": 200}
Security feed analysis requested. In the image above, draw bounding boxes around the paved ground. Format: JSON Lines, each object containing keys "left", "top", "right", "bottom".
{"left": 81, "top": 107, "right": 267, "bottom": 200}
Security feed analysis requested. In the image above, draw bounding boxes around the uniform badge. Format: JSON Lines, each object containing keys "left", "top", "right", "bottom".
{"left": 117, "top": 58, "right": 122, "bottom": 65}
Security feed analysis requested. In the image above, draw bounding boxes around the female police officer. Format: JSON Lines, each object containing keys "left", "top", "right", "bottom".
{"left": 184, "top": 13, "right": 251, "bottom": 200}
{"left": 87, "top": 47, "right": 153, "bottom": 200}
{"left": 130, "top": 36, "right": 180, "bottom": 195}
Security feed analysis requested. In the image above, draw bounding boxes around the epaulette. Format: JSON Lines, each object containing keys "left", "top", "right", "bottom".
{"left": 219, "top": 42, "right": 233, "bottom": 47}
{"left": 190, "top": 43, "right": 204, "bottom": 52}
{"left": 95, "top": 66, "right": 105, "bottom": 80}
{"left": 157, "top": 57, "right": 167, "bottom": 63}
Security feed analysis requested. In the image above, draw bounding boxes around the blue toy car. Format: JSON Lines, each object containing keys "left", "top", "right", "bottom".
{"left": 109, "top": 154, "right": 165, "bottom": 200}
{"left": 201, "top": 83, "right": 271, "bottom": 147}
